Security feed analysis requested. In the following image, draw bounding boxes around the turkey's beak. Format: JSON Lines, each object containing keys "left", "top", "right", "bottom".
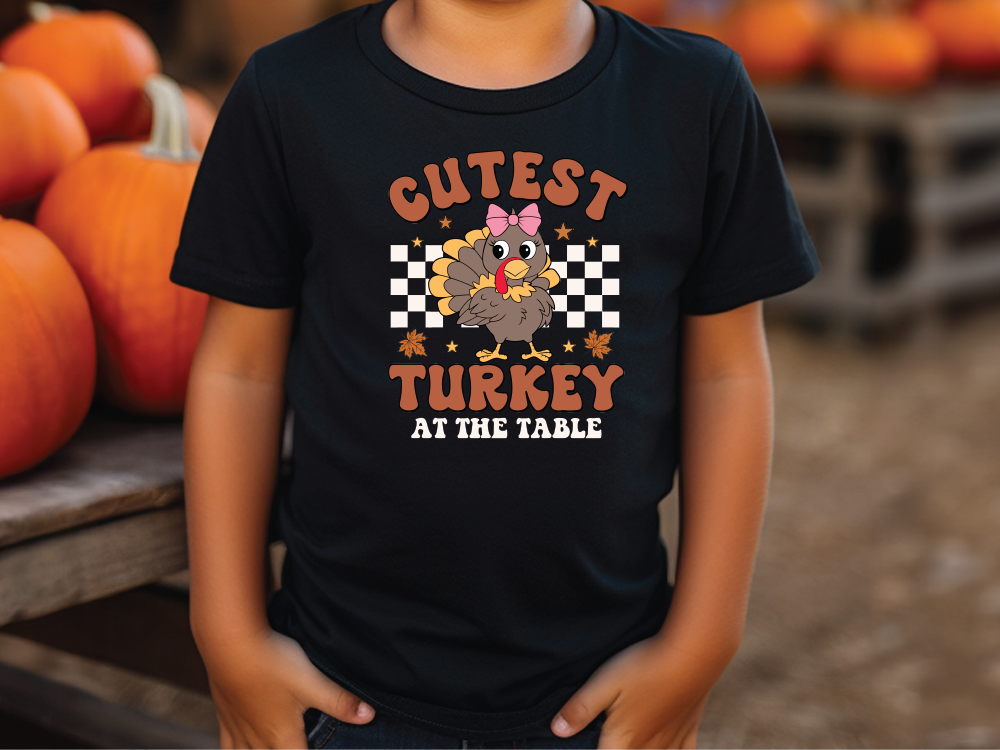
{"left": 503, "top": 259, "right": 530, "bottom": 280}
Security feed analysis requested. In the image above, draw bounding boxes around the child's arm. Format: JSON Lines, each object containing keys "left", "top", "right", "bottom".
{"left": 184, "top": 297, "right": 375, "bottom": 749}
{"left": 550, "top": 300, "right": 773, "bottom": 749}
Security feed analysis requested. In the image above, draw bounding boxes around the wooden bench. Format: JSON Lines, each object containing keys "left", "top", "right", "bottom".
{"left": 0, "top": 406, "right": 216, "bottom": 747}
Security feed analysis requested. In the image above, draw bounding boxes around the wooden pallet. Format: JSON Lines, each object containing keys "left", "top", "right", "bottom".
{"left": 757, "top": 80, "right": 1000, "bottom": 342}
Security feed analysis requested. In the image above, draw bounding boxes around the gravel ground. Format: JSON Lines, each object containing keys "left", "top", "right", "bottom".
{"left": 696, "top": 306, "right": 1000, "bottom": 749}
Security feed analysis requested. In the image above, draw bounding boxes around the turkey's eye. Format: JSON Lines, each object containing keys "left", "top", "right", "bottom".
{"left": 520, "top": 241, "right": 536, "bottom": 259}
{"left": 492, "top": 241, "right": 509, "bottom": 260}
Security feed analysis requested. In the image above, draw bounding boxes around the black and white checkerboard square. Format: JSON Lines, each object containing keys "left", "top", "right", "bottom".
{"left": 389, "top": 242, "right": 620, "bottom": 329}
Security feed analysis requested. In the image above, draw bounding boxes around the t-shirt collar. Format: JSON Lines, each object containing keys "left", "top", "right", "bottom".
{"left": 355, "top": 0, "right": 618, "bottom": 114}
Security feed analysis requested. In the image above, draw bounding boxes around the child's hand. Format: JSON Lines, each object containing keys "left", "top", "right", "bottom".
{"left": 550, "top": 635, "right": 733, "bottom": 749}
{"left": 199, "top": 626, "right": 375, "bottom": 749}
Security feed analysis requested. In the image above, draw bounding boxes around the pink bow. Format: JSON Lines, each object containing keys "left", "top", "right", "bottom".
{"left": 486, "top": 203, "right": 541, "bottom": 237}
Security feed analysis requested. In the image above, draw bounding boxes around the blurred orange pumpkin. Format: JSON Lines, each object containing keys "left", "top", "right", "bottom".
{"left": 0, "top": 61, "right": 89, "bottom": 206}
{"left": 914, "top": 0, "right": 1000, "bottom": 73}
{"left": 0, "top": 2, "right": 161, "bottom": 142}
{"left": 722, "top": 0, "right": 829, "bottom": 82}
{"left": 602, "top": 0, "right": 671, "bottom": 25}
{"left": 665, "top": 9, "right": 731, "bottom": 41}
{"left": 35, "top": 74, "right": 207, "bottom": 416}
{"left": 120, "top": 84, "right": 218, "bottom": 154}
{"left": 0, "top": 215, "right": 96, "bottom": 480}
{"left": 825, "top": 9, "right": 939, "bottom": 91}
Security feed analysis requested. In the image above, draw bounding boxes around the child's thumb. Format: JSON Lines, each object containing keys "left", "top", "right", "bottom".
{"left": 305, "top": 669, "right": 376, "bottom": 725}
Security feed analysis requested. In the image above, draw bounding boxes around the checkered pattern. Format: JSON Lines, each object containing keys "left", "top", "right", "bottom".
{"left": 389, "top": 242, "right": 620, "bottom": 329}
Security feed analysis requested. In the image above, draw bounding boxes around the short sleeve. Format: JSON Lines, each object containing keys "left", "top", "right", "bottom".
{"left": 169, "top": 51, "right": 306, "bottom": 308}
{"left": 679, "top": 51, "right": 821, "bottom": 316}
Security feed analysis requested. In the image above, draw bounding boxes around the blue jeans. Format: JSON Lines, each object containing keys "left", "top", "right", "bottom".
{"left": 303, "top": 707, "right": 608, "bottom": 749}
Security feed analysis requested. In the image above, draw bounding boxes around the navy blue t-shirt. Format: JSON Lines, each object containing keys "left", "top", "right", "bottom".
{"left": 169, "top": 0, "right": 820, "bottom": 740}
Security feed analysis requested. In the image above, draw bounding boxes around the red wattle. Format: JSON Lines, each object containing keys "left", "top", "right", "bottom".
{"left": 495, "top": 259, "right": 511, "bottom": 294}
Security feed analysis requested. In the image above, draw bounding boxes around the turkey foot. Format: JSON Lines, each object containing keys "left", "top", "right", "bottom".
{"left": 477, "top": 343, "right": 508, "bottom": 362}
{"left": 522, "top": 341, "right": 552, "bottom": 362}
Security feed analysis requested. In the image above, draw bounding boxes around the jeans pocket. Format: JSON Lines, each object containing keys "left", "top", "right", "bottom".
{"left": 304, "top": 709, "right": 340, "bottom": 749}
{"left": 583, "top": 711, "right": 608, "bottom": 744}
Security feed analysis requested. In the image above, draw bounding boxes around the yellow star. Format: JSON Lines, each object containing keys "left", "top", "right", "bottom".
{"left": 586, "top": 236, "right": 598, "bottom": 247}
{"left": 563, "top": 340, "right": 575, "bottom": 352}
{"left": 446, "top": 340, "right": 458, "bottom": 352}
{"left": 412, "top": 237, "right": 423, "bottom": 247}
{"left": 555, "top": 222, "right": 572, "bottom": 240}
{"left": 440, "top": 216, "right": 452, "bottom": 229}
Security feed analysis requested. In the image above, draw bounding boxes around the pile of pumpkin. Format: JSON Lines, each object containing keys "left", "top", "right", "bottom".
{"left": 664, "top": 0, "right": 1000, "bottom": 91}
{"left": 0, "top": 2, "right": 217, "bottom": 480}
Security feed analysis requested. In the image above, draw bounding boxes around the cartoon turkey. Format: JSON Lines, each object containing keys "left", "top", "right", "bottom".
{"left": 429, "top": 203, "right": 561, "bottom": 362}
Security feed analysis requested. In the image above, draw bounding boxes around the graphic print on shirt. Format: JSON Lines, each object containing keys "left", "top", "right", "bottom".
{"left": 428, "top": 203, "right": 559, "bottom": 363}
{"left": 387, "top": 152, "right": 626, "bottom": 440}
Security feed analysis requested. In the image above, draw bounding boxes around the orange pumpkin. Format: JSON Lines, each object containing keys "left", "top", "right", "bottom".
{"left": 119, "top": 84, "right": 218, "bottom": 154}
{"left": 0, "top": 62, "right": 89, "bottom": 206}
{"left": 35, "top": 74, "right": 207, "bottom": 416}
{"left": 0, "top": 215, "right": 96, "bottom": 480}
{"left": 665, "top": 6, "right": 731, "bottom": 41}
{"left": 914, "top": 0, "right": 1000, "bottom": 73}
{"left": 722, "top": 0, "right": 829, "bottom": 83}
{"left": 0, "top": 2, "right": 161, "bottom": 142}
{"left": 602, "top": 0, "right": 671, "bottom": 25}
{"left": 825, "top": 10, "right": 939, "bottom": 91}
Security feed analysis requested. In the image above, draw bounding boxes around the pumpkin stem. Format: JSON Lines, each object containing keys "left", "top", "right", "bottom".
{"left": 141, "top": 74, "right": 200, "bottom": 162}
{"left": 27, "top": 2, "right": 79, "bottom": 22}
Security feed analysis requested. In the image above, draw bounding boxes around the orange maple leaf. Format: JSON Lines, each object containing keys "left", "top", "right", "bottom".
{"left": 398, "top": 329, "right": 427, "bottom": 359}
{"left": 583, "top": 329, "right": 612, "bottom": 360}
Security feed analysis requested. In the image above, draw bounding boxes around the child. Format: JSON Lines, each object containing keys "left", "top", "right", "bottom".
{"left": 169, "top": 0, "right": 821, "bottom": 747}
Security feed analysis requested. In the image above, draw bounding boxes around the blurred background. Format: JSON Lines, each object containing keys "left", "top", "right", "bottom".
{"left": 1, "top": 0, "right": 999, "bottom": 747}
